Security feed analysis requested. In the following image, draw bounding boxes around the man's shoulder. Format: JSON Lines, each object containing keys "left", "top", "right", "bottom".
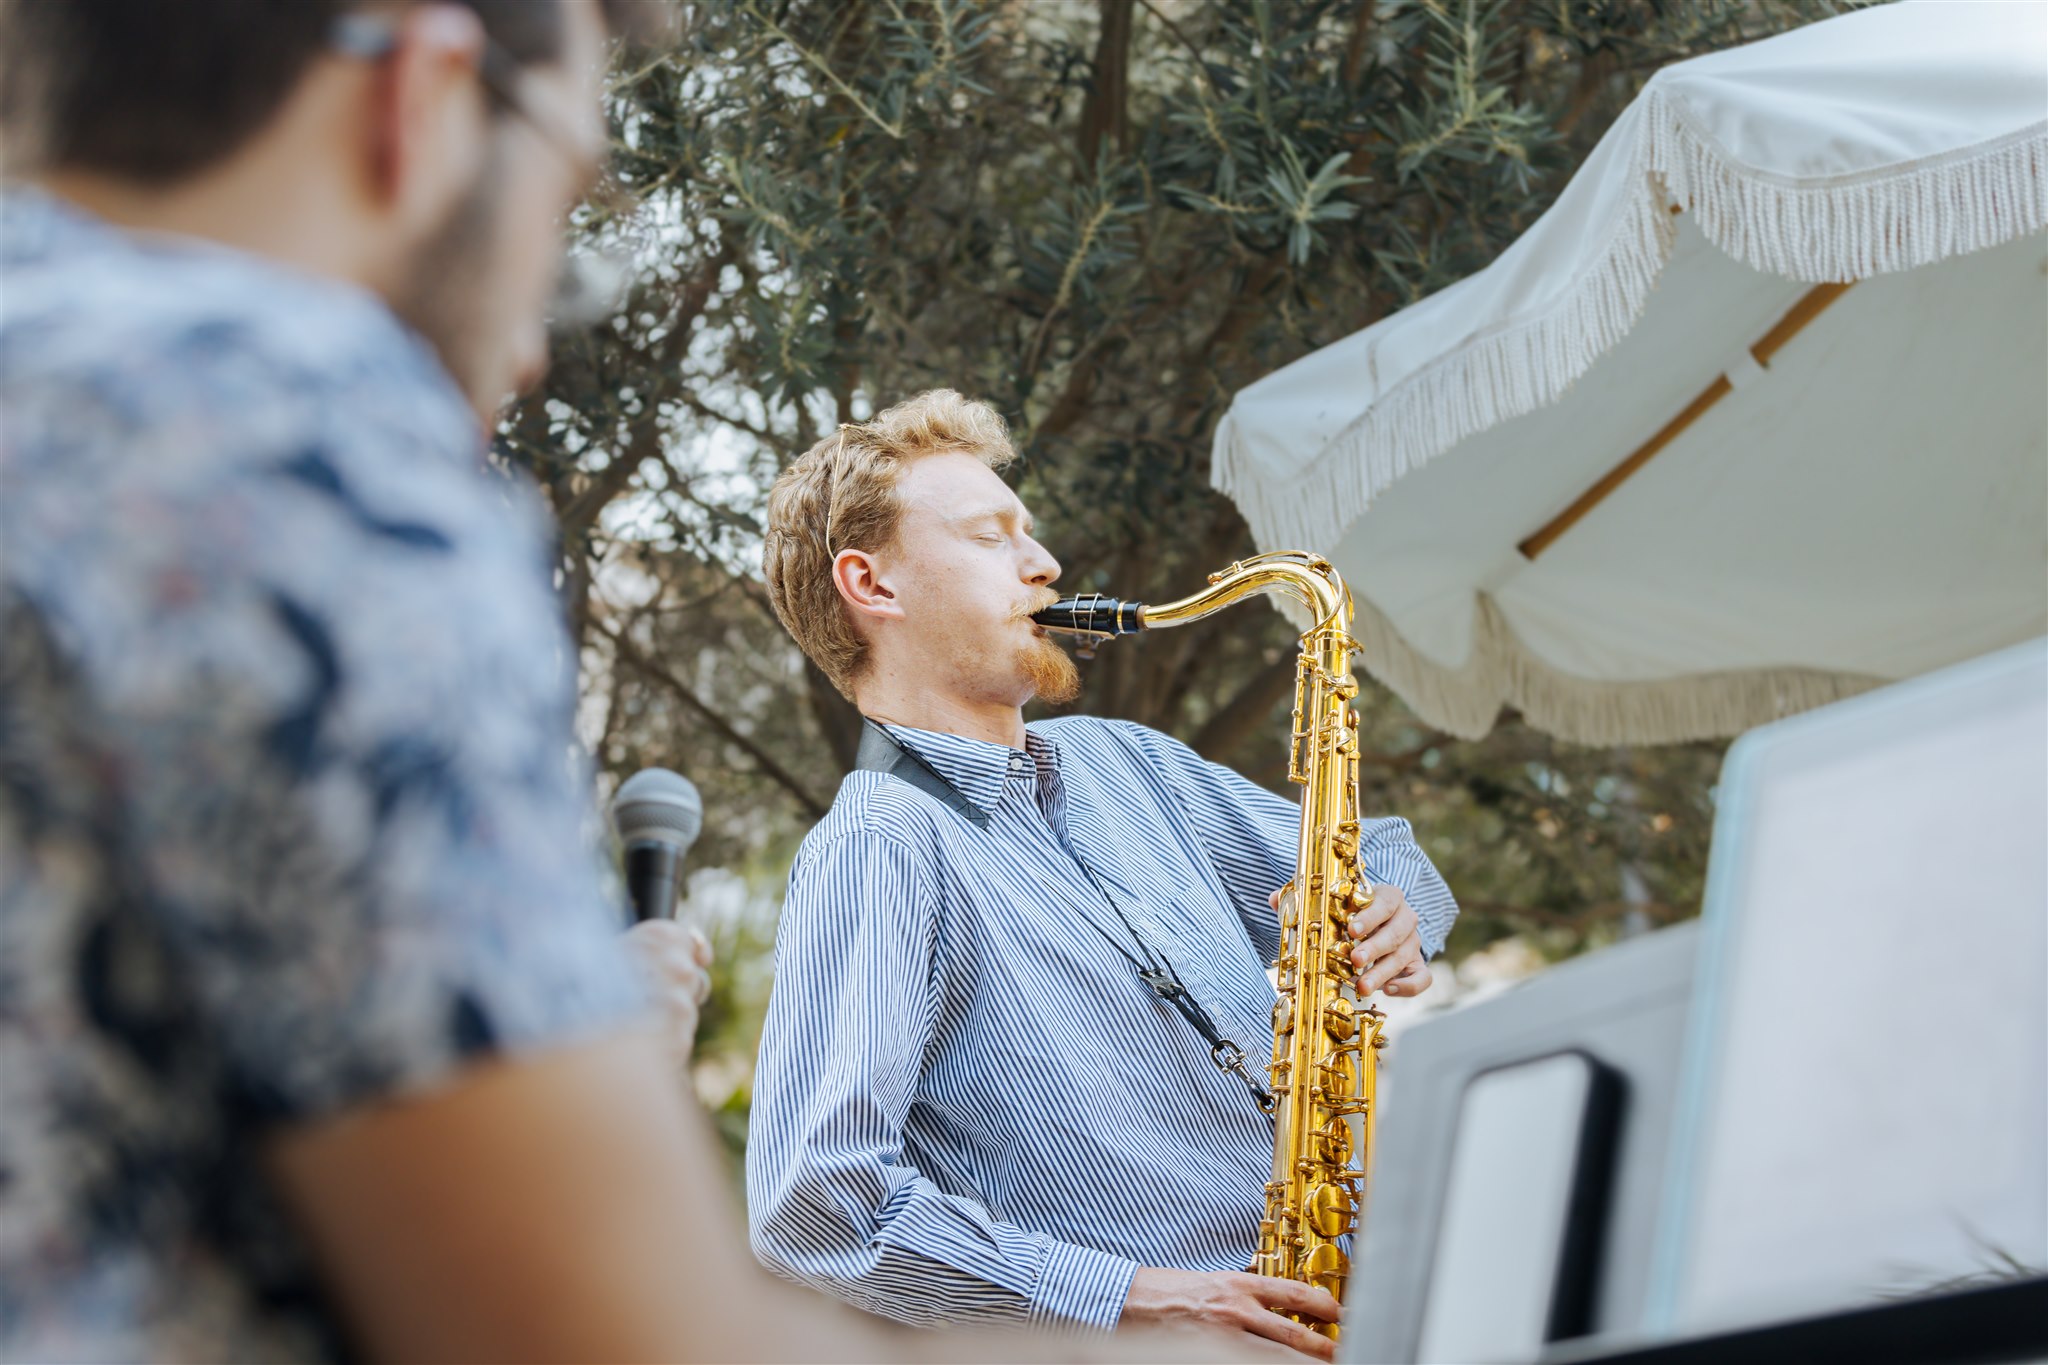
{"left": 1030, "top": 713, "right": 1143, "bottom": 743}
{"left": 0, "top": 210, "right": 564, "bottom": 776}
{"left": 790, "top": 773, "right": 958, "bottom": 875}
{"left": 0, "top": 203, "right": 535, "bottom": 635}
{"left": 0, "top": 200, "right": 471, "bottom": 470}
{"left": 1031, "top": 713, "right": 1197, "bottom": 767}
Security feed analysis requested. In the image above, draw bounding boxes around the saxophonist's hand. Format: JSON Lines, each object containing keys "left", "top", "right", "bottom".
{"left": 1346, "top": 883, "right": 1430, "bottom": 998}
{"left": 1267, "top": 885, "right": 1433, "bottom": 999}
{"left": 1121, "top": 1267, "right": 1341, "bottom": 1360}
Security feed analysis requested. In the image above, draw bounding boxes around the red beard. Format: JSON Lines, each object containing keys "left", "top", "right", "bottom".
{"left": 1023, "top": 632, "right": 1081, "bottom": 704}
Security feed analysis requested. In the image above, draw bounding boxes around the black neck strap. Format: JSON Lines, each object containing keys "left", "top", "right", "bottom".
{"left": 853, "top": 719, "right": 992, "bottom": 829}
{"left": 850, "top": 717, "right": 1271, "bottom": 1113}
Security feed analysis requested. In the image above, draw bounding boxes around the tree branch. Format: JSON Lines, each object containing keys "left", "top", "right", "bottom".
{"left": 1340, "top": 0, "right": 1378, "bottom": 87}
{"left": 1190, "top": 652, "right": 1298, "bottom": 762}
{"left": 605, "top": 625, "right": 831, "bottom": 820}
{"left": 1020, "top": 329, "right": 1111, "bottom": 449}
{"left": 741, "top": 0, "right": 905, "bottom": 140}
{"left": 1076, "top": 0, "right": 1135, "bottom": 168}
{"left": 675, "top": 390, "right": 778, "bottom": 449}
{"left": 1191, "top": 254, "right": 1285, "bottom": 369}
{"left": 559, "top": 433, "right": 649, "bottom": 539}
{"left": 1138, "top": 0, "right": 1213, "bottom": 87}
{"left": 1555, "top": 50, "right": 1616, "bottom": 138}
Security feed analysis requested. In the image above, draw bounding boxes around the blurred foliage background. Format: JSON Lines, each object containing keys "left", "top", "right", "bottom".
{"left": 501, "top": 0, "right": 1840, "bottom": 1141}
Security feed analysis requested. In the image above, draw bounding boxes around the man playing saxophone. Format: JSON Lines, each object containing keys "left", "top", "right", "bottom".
{"left": 749, "top": 389, "right": 1457, "bottom": 1359}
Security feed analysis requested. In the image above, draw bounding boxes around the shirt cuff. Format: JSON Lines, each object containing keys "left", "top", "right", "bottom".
{"left": 1413, "top": 886, "right": 1458, "bottom": 959}
{"left": 1029, "top": 1239, "right": 1140, "bottom": 1334}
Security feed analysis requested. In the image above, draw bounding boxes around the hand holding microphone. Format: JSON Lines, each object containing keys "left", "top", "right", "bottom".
{"left": 611, "top": 769, "right": 713, "bottom": 1068}
{"left": 627, "top": 919, "right": 713, "bottom": 1069}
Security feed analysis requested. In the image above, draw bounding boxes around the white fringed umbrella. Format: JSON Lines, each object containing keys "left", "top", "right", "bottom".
{"left": 1211, "top": 1, "right": 2048, "bottom": 745}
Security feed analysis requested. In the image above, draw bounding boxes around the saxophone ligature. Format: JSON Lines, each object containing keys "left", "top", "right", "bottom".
{"left": 1034, "top": 552, "right": 1387, "bottom": 1341}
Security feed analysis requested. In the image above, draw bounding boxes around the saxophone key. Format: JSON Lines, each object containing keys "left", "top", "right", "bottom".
{"left": 1306, "top": 1182, "right": 1355, "bottom": 1238}
{"left": 1304, "top": 1242, "right": 1348, "bottom": 1301}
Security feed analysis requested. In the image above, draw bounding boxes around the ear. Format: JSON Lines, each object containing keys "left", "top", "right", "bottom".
{"left": 365, "top": 3, "right": 489, "bottom": 221}
{"left": 832, "top": 548, "right": 906, "bottom": 625}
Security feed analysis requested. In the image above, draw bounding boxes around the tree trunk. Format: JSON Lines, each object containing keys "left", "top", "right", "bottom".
{"left": 1076, "top": 0, "right": 1135, "bottom": 167}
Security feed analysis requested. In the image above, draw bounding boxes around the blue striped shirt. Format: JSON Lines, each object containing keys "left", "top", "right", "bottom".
{"left": 745, "top": 715, "right": 1456, "bottom": 1331}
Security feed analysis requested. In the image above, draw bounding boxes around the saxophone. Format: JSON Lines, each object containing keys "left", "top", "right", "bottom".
{"left": 1034, "top": 552, "right": 1386, "bottom": 1341}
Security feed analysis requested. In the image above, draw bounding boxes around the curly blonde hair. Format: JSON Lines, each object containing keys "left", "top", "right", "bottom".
{"left": 762, "top": 390, "right": 1015, "bottom": 700}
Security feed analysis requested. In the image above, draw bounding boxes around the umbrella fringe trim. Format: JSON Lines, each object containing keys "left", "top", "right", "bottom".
{"left": 1215, "top": 98, "right": 2043, "bottom": 739}
{"left": 1338, "top": 591, "right": 1888, "bottom": 746}
{"left": 1215, "top": 106, "right": 2048, "bottom": 557}
{"left": 1653, "top": 101, "right": 2048, "bottom": 286}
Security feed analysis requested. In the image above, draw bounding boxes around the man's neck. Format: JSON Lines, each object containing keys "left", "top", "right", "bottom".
{"left": 39, "top": 153, "right": 381, "bottom": 296}
{"left": 857, "top": 677, "right": 1029, "bottom": 751}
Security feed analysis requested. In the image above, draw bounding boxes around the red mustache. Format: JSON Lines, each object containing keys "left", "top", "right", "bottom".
{"left": 1012, "top": 591, "right": 1062, "bottom": 622}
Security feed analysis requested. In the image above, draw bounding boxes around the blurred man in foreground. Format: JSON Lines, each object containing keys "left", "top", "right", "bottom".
{"left": 0, "top": 3, "right": 1143, "bottom": 1362}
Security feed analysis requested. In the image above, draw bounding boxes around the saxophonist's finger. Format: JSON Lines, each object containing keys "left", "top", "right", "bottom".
{"left": 1359, "top": 938, "right": 1422, "bottom": 995}
{"left": 1382, "top": 958, "right": 1433, "bottom": 997}
{"left": 1348, "top": 903, "right": 1417, "bottom": 972}
{"left": 1240, "top": 1278, "right": 1342, "bottom": 1358}
{"left": 1345, "top": 883, "right": 1403, "bottom": 937}
{"left": 1239, "top": 1312, "right": 1336, "bottom": 1362}
{"left": 1250, "top": 1277, "right": 1343, "bottom": 1323}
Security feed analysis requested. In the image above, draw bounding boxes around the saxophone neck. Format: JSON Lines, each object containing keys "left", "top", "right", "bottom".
{"left": 1146, "top": 554, "right": 1350, "bottom": 633}
{"left": 1033, "top": 553, "right": 1351, "bottom": 642}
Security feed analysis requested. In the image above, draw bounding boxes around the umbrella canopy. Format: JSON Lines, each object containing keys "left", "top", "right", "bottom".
{"left": 1211, "top": 1, "right": 2048, "bottom": 745}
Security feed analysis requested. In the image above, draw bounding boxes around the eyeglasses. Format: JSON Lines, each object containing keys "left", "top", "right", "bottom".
{"left": 329, "top": 9, "right": 631, "bottom": 332}
{"left": 330, "top": 11, "right": 596, "bottom": 174}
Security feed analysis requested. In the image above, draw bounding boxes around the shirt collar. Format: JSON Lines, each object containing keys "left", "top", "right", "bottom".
{"left": 877, "top": 721, "right": 1063, "bottom": 821}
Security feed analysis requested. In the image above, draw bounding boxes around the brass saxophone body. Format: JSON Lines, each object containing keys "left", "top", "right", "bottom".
{"left": 1035, "top": 552, "right": 1386, "bottom": 1340}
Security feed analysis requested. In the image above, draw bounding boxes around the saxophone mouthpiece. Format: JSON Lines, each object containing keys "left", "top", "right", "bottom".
{"left": 1032, "top": 594, "right": 1146, "bottom": 640}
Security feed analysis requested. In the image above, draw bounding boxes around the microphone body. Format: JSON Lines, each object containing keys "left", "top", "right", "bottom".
{"left": 622, "top": 841, "right": 683, "bottom": 925}
{"left": 611, "top": 768, "right": 703, "bottom": 923}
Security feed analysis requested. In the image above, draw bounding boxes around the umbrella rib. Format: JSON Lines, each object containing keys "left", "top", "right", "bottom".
{"left": 1517, "top": 281, "right": 1854, "bottom": 561}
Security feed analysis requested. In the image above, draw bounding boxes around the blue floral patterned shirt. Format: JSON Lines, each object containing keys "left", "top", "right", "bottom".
{"left": 0, "top": 188, "right": 647, "bottom": 1363}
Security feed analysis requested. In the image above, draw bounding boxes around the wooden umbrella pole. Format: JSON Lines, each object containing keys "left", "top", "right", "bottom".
{"left": 1518, "top": 281, "right": 1854, "bottom": 561}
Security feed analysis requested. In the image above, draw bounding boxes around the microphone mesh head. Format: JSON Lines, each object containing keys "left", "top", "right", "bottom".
{"left": 612, "top": 768, "right": 702, "bottom": 850}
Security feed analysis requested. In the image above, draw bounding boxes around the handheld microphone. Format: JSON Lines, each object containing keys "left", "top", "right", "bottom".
{"left": 610, "top": 768, "right": 703, "bottom": 924}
